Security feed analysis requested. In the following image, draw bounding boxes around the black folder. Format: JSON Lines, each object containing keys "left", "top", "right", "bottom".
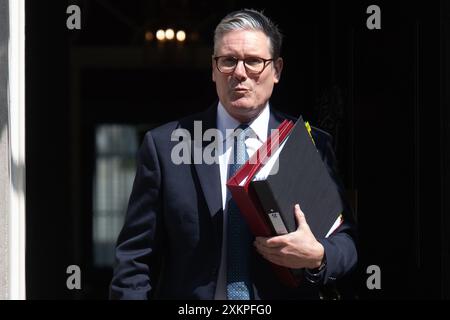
{"left": 250, "top": 117, "right": 344, "bottom": 238}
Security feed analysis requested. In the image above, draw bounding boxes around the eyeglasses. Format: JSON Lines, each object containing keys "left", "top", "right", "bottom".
{"left": 213, "top": 56, "right": 274, "bottom": 75}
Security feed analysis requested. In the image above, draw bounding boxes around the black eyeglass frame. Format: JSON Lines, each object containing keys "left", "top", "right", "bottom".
{"left": 213, "top": 56, "right": 274, "bottom": 75}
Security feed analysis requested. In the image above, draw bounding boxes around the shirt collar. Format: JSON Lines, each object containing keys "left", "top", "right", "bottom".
{"left": 216, "top": 101, "right": 270, "bottom": 143}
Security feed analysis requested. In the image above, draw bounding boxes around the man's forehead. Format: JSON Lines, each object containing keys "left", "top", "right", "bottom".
{"left": 217, "top": 30, "right": 271, "bottom": 55}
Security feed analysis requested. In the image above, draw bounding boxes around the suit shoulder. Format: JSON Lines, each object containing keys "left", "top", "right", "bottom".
{"left": 271, "top": 108, "right": 333, "bottom": 144}
{"left": 140, "top": 121, "right": 178, "bottom": 149}
{"left": 144, "top": 109, "right": 208, "bottom": 143}
{"left": 270, "top": 108, "right": 297, "bottom": 122}
{"left": 310, "top": 125, "right": 333, "bottom": 144}
{"left": 148, "top": 120, "right": 179, "bottom": 137}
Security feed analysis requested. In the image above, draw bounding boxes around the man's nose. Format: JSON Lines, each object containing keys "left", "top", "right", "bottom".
{"left": 233, "top": 60, "right": 247, "bottom": 80}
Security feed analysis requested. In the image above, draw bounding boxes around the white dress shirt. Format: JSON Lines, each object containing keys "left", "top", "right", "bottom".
{"left": 214, "top": 102, "right": 270, "bottom": 300}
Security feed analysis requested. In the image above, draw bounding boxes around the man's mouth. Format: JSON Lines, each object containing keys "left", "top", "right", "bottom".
{"left": 233, "top": 87, "right": 249, "bottom": 93}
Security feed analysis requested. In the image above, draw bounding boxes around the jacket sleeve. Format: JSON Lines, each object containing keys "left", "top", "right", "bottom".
{"left": 308, "top": 128, "right": 358, "bottom": 285}
{"left": 110, "top": 131, "right": 163, "bottom": 299}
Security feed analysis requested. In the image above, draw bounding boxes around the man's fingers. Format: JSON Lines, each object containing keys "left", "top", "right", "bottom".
{"left": 255, "top": 235, "right": 286, "bottom": 248}
{"left": 254, "top": 241, "right": 283, "bottom": 257}
{"left": 255, "top": 247, "right": 295, "bottom": 268}
{"left": 254, "top": 242, "right": 286, "bottom": 265}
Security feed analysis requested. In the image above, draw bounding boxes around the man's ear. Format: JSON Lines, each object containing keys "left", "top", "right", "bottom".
{"left": 212, "top": 57, "right": 216, "bottom": 82}
{"left": 273, "top": 57, "right": 283, "bottom": 83}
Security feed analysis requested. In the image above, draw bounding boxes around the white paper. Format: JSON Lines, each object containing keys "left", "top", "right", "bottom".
{"left": 252, "top": 139, "right": 288, "bottom": 182}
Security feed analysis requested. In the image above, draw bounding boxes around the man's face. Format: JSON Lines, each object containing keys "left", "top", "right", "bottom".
{"left": 212, "top": 30, "right": 283, "bottom": 123}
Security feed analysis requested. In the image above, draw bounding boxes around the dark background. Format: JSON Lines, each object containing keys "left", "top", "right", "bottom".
{"left": 25, "top": 0, "right": 449, "bottom": 299}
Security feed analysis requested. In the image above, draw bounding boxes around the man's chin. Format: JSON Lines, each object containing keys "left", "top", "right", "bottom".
{"left": 227, "top": 102, "right": 261, "bottom": 122}
{"left": 229, "top": 98, "right": 256, "bottom": 111}
{"left": 230, "top": 103, "right": 252, "bottom": 111}
{"left": 229, "top": 104, "right": 257, "bottom": 116}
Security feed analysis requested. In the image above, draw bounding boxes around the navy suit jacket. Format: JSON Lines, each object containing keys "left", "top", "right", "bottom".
{"left": 110, "top": 104, "right": 357, "bottom": 300}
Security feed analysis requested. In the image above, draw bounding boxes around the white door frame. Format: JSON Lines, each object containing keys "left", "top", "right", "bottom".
{"left": 8, "top": 0, "right": 26, "bottom": 300}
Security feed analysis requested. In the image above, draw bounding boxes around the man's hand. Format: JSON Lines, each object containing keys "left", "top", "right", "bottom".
{"left": 254, "top": 204, "right": 324, "bottom": 269}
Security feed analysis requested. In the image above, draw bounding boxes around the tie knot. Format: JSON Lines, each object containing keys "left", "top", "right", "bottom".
{"left": 234, "top": 124, "right": 255, "bottom": 141}
{"left": 236, "top": 124, "right": 249, "bottom": 131}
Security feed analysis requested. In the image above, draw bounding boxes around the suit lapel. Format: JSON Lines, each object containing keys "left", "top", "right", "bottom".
{"left": 191, "top": 105, "right": 223, "bottom": 220}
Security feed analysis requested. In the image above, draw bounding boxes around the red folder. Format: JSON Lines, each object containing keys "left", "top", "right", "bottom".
{"left": 226, "top": 119, "right": 300, "bottom": 287}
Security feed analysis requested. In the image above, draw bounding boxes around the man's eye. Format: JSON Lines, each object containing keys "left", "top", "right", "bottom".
{"left": 222, "top": 58, "right": 236, "bottom": 65}
{"left": 245, "top": 58, "right": 263, "bottom": 66}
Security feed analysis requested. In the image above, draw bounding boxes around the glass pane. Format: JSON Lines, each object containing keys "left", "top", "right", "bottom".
{"left": 93, "top": 125, "right": 138, "bottom": 267}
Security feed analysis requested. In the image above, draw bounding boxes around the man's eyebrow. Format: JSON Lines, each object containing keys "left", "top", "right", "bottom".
{"left": 217, "top": 55, "right": 267, "bottom": 59}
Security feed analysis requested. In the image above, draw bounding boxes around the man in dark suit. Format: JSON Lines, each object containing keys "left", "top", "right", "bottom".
{"left": 110, "top": 9, "right": 357, "bottom": 300}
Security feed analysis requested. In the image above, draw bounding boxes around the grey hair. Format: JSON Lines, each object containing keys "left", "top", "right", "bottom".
{"left": 214, "top": 9, "right": 283, "bottom": 59}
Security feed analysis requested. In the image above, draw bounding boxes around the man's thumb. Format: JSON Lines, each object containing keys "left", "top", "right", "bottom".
{"left": 295, "top": 204, "right": 308, "bottom": 230}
